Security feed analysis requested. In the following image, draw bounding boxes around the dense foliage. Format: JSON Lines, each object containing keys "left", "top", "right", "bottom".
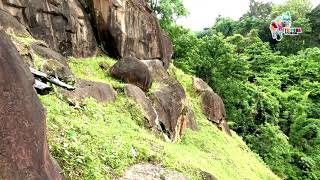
{"left": 160, "top": 0, "right": 320, "bottom": 179}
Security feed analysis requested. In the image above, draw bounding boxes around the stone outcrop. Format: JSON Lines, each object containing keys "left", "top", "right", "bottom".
{"left": 192, "top": 77, "right": 213, "bottom": 93}
{"left": 138, "top": 60, "right": 197, "bottom": 140}
{"left": 192, "top": 77, "right": 231, "bottom": 135}
{"left": 0, "top": 9, "right": 28, "bottom": 35}
{"left": 61, "top": 79, "right": 117, "bottom": 104}
{"left": 184, "top": 106, "right": 198, "bottom": 131}
{"left": 150, "top": 78, "right": 195, "bottom": 141}
{"left": 120, "top": 163, "right": 188, "bottom": 180}
{"left": 200, "top": 171, "right": 217, "bottom": 180}
{"left": 0, "top": 0, "right": 97, "bottom": 57}
{"left": 110, "top": 57, "right": 152, "bottom": 91}
{"left": 0, "top": 31, "right": 61, "bottom": 179}
{"left": 31, "top": 43, "right": 75, "bottom": 83}
{"left": 4, "top": 24, "right": 76, "bottom": 85}
{"left": 89, "top": 0, "right": 173, "bottom": 68}
{"left": 141, "top": 60, "right": 169, "bottom": 81}
{"left": 124, "top": 84, "right": 159, "bottom": 131}
{"left": 201, "top": 90, "right": 231, "bottom": 135}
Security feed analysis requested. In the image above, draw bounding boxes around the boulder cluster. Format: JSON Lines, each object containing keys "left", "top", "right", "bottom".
{"left": 0, "top": 0, "right": 230, "bottom": 179}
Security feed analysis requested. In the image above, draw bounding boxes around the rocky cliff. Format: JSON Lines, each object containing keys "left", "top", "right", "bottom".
{"left": 0, "top": 31, "right": 61, "bottom": 180}
{"left": 0, "top": 0, "right": 278, "bottom": 179}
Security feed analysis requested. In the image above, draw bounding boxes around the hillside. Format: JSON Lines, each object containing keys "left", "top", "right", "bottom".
{"left": 40, "top": 56, "right": 278, "bottom": 179}
{"left": 2, "top": 0, "right": 318, "bottom": 179}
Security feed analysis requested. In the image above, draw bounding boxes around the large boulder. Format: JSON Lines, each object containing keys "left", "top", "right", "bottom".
{"left": 89, "top": 0, "right": 173, "bottom": 68}
{"left": 31, "top": 43, "right": 75, "bottom": 83}
{"left": 192, "top": 77, "right": 213, "bottom": 93}
{"left": 141, "top": 59, "right": 169, "bottom": 81}
{"left": 192, "top": 77, "right": 231, "bottom": 135}
{"left": 149, "top": 78, "right": 195, "bottom": 141}
{"left": 120, "top": 163, "right": 188, "bottom": 180}
{"left": 184, "top": 106, "right": 198, "bottom": 131}
{"left": 0, "top": 0, "right": 97, "bottom": 57}
{"left": 124, "top": 84, "right": 159, "bottom": 131}
{"left": 110, "top": 57, "right": 152, "bottom": 91}
{"left": 61, "top": 79, "right": 117, "bottom": 104}
{"left": 0, "top": 31, "right": 61, "bottom": 179}
{"left": 201, "top": 90, "right": 231, "bottom": 136}
{"left": 138, "top": 60, "right": 197, "bottom": 140}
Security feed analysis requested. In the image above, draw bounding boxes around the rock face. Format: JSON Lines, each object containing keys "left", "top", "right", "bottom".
{"left": 201, "top": 90, "right": 231, "bottom": 135}
{"left": 200, "top": 171, "right": 217, "bottom": 180}
{"left": 0, "top": 9, "right": 28, "bottom": 35}
{"left": 141, "top": 60, "right": 169, "bottom": 81}
{"left": 201, "top": 90, "right": 225, "bottom": 124}
{"left": 137, "top": 60, "right": 197, "bottom": 140}
{"left": 0, "top": 31, "right": 61, "bottom": 179}
{"left": 192, "top": 77, "right": 213, "bottom": 93}
{"left": 110, "top": 57, "right": 152, "bottom": 91}
{"left": 31, "top": 43, "right": 75, "bottom": 83}
{"left": 62, "top": 79, "right": 117, "bottom": 104}
{"left": 124, "top": 84, "right": 159, "bottom": 131}
{"left": 184, "top": 106, "right": 198, "bottom": 131}
{"left": 150, "top": 78, "right": 194, "bottom": 141}
{"left": 0, "top": 0, "right": 97, "bottom": 57}
{"left": 192, "top": 78, "right": 231, "bottom": 136}
{"left": 90, "top": 0, "right": 173, "bottom": 68}
{"left": 120, "top": 163, "right": 188, "bottom": 180}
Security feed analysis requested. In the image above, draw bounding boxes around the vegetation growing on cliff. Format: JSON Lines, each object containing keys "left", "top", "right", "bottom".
{"left": 160, "top": 0, "right": 320, "bottom": 179}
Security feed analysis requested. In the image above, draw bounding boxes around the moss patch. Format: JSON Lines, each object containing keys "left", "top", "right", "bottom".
{"left": 69, "top": 56, "right": 125, "bottom": 91}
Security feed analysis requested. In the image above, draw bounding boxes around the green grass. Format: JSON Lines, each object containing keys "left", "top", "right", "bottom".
{"left": 69, "top": 56, "right": 125, "bottom": 91}
{"left": 6, "top": 31, "right": 43, "bottom": 47}
{"left": 41, "top": 56, "right": 279, "bottom": 179}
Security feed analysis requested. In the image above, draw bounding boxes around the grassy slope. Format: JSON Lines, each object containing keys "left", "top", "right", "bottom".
{"left": 40, "top": 56, "right": 279, "bottom": 179}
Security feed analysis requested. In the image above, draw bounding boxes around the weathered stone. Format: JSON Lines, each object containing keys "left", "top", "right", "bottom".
{"left": 120, "top": 163, "right": 188, "bottom": 180}
{"left": 31, "top": 43, "right": 75, "bottom": 83}
{"left": 201, "top": 91, "right": 224, "bottom": 124}
{"left": 62, "top": 79, "right": 117, "bottom": 104}
{"left": 201, "top": 90, "right": 231, "bottom": 136}
{"left": 0, "top": 9, "right": 28, "bottom": 35}
{"left": 0, "top": 0, "right": 97, "bottom": 57}
{"left": 200, "top": 171, "right": 217, "bottom": 180}
{"left": 218, "top": 119, "right": 232, "bottom": 136}
{"left": 149, "top": 78, "right": 189, "bottom": 141}
{"left": 0, "top": 31, "right": 61, "bottom": 179}
{"left": 90, "top": 0, "right": 173, "bottom": 68}
{"left": 141, "top": 59, "right": 169, "bottom": 81}
{"left": 34, "top": 79, "right": 52, "bottom": 95}
{"left": 184, "top": 106, "right": 198, "bottom": 131}
{"left": 99, "top": 61, "right": 112, "bottom": 71}
{"left": 124, "top": 84, "right": 159, "bottom": 131}
{"left": 192, "top": 77, "right": 213, "bottom": 93}
{"left": 110, "top": 57, "right": 152, "bottom": 91}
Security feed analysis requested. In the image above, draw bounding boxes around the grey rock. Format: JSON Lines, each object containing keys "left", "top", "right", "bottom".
{"left": 120, "top": 163, "right": 188, "bottom": 180}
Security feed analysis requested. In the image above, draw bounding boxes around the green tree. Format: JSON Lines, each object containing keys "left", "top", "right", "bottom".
{"left": 149, "top": 0, "right": 188, "bottom": 29}
{"left": 246, "top": 124, "right": 294, "bottom": 178}
{"left": 212, "top": 16, "right": 238, "bottom": 37}
{"left": 307, "top": 4, "right": 320, "bottom": 46}
{"left": 245, "top": 0, "right": 273, "bottom": 19}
